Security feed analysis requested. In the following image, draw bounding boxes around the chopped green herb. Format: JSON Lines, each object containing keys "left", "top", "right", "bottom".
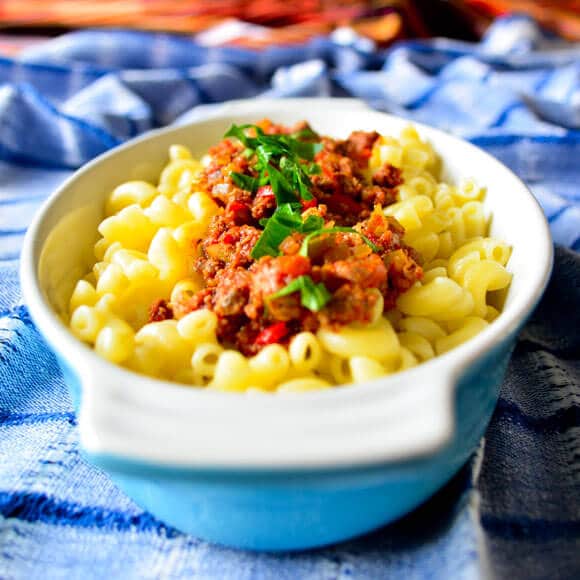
{"left": 279, "top": 156, "right": 314, "bottom": 201}
{"left": 287, "top": 138, "right": 323, "bottom": 161}
{"left": 301, "top": 213, "right": 325, "bottom": 233}
{"left": 261, "top": 161, "right": 299, "bottom": 205}
{"left": 270, "top": 275, "right": 331, "bottom": 312}
{"left": 225, "top": 124, "right": 329, "bottom": 259}
{"left": 298, "top": 227, "right": 380, "bottom": 257}
{"left": 223, "top": 124, "right": 321, "bottom": 204}
{"left": 251, "top": 203, "right": 301, "bottom": 259}
{"left": 224, "top": 124, "right": 263, "bottom": 148}
{"left": 231, "top": 172, "right": 259, "bottom": 192}
{"left": 303, "top": 161, "right": 321, "bottom": 175}
{"left": 290, "top": 126, "right": 320, "bottom": 141}
{"left": 250, "top": 203, "right": 324, "bottom": 260}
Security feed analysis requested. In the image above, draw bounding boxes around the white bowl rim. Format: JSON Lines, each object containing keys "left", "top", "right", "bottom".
{"left": 20, "top": 98, "right": 554, "bottom": 470}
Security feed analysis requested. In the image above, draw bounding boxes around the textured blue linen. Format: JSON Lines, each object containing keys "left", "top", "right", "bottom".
{"left": 0, "top": 14, "right": 579, "bottom": 578}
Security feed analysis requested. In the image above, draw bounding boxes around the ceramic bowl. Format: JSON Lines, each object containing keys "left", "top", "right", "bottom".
{"left": 20, "top": 98, "right": 553, "bottom": 551}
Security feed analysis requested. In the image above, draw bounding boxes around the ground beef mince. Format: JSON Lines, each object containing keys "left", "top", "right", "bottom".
{"left": 168, "top": 119, "right": 422, "bottom": 354}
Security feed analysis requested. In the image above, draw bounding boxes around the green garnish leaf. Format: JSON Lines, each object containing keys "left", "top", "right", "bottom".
{"left": 303, "top": 161, "right": 321, "bottom": 175}
{"left": 272, "top": 202, "right": 304, "bottom": 228}
{"left": 231, "top": 172, "right": 259, "bottom": 192}
{"left": 225, "top": 124, "right": 330, "bottom": 259}
{"left": 251, "top": 204, "right": 325, "bottom": 260}
{"left": 250, "top": 203, "right": 302, "bottom": 259}
{"left": 290, "top": 126, "right": 320, "bottom": 141}
{"left": 263, "top": 162, "right": 298, "bottom": 205}
{"left": 270, "top": 275, "right": 331, "bottom": 312}
{"left": 223, "top": 124, "right": 321, "bottom": 203}
{"left": 224, "top": 124, "right": 263, "bottom": 148}
{"left": 301, "top": 213, "right": 325, "bottom": 233}
{"left": 281, "top": 157, "right": 314, "bottom": 200}
{"left": 287, "top": 139, "right": 322, "bottom": 161}
{"left": 299, "top": 227, "right": 380, "bottom": 257}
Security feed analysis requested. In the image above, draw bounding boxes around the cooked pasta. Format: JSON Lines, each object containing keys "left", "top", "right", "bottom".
{"left": 67, "top": 120, "right": 512, "bottom": 392}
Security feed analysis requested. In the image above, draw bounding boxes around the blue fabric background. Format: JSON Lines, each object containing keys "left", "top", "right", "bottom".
{"left": 0, "top": 15, "right": 579, "bottom": 578}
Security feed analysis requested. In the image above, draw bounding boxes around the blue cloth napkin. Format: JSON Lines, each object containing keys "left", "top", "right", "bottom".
{"left": 1, "top": 14, "right": 579, "bottom": 578}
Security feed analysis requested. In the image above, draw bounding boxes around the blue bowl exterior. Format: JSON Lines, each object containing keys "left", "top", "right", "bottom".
{"left": 54, "top": 330, "right": 516, "bottom": 552}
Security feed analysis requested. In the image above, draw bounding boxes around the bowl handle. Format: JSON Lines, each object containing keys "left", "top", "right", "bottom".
{"left": 76, "top": 361, "right": 458, "bottom": 468}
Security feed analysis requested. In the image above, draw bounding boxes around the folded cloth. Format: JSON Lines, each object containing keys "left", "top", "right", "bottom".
{"left": 0, "top": 14, "right": 579, "bottom": 579}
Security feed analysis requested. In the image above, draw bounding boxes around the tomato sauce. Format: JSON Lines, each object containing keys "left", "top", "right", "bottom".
{"left": 160, "top": 120, "right": 423, "bottom": 355}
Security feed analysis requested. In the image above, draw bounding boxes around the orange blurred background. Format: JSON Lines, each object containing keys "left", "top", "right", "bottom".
{"left": 0, "top": 1, "right": 577, "bottom": 54}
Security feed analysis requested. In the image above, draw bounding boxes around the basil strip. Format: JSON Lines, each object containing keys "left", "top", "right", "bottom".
{"left": 251, "top": 204, "right": 324, "bottom": 260}
{"left": 224, "top": 124, "right": 320, "bottom": 203}
{"left": 250, "top": 203, "right": 302, "bottom": 259}
{"left": 231, "top": 172, "right": 259, "bottom": 192}
{"left": 270, "top": 275, "right": 331, "bottom": 312}
{"left": 225, "top": 124, "right": 329, "bottom": 259}
{"left": 224, "top": 124, "right": 263, "bottom": 148}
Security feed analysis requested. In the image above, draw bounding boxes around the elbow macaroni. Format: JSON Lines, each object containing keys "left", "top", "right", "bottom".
{"left": 67, "top": 128, "right": 512, "bottom": 393}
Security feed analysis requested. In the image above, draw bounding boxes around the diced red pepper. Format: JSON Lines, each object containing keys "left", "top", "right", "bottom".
{"left": 254, "top": 321, "right": 289, "bottom": 346}
{"left": 229, "top": 200, "right": 248, "bottom": 212}
{"left": 226, "top": 200, "right": 251, "bottom": 225}
{"left": 301, "top": 197, "right": 318, "bottom": 210}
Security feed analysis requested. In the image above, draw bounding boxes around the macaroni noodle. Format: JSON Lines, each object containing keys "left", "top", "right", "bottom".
{"left": 67, "top": 124, "right": 512, "bottom": 392}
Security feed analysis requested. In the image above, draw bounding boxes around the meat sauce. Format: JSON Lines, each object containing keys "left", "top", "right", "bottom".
{"left": 156, "top": 120, "right": 423, "bottom": 356}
